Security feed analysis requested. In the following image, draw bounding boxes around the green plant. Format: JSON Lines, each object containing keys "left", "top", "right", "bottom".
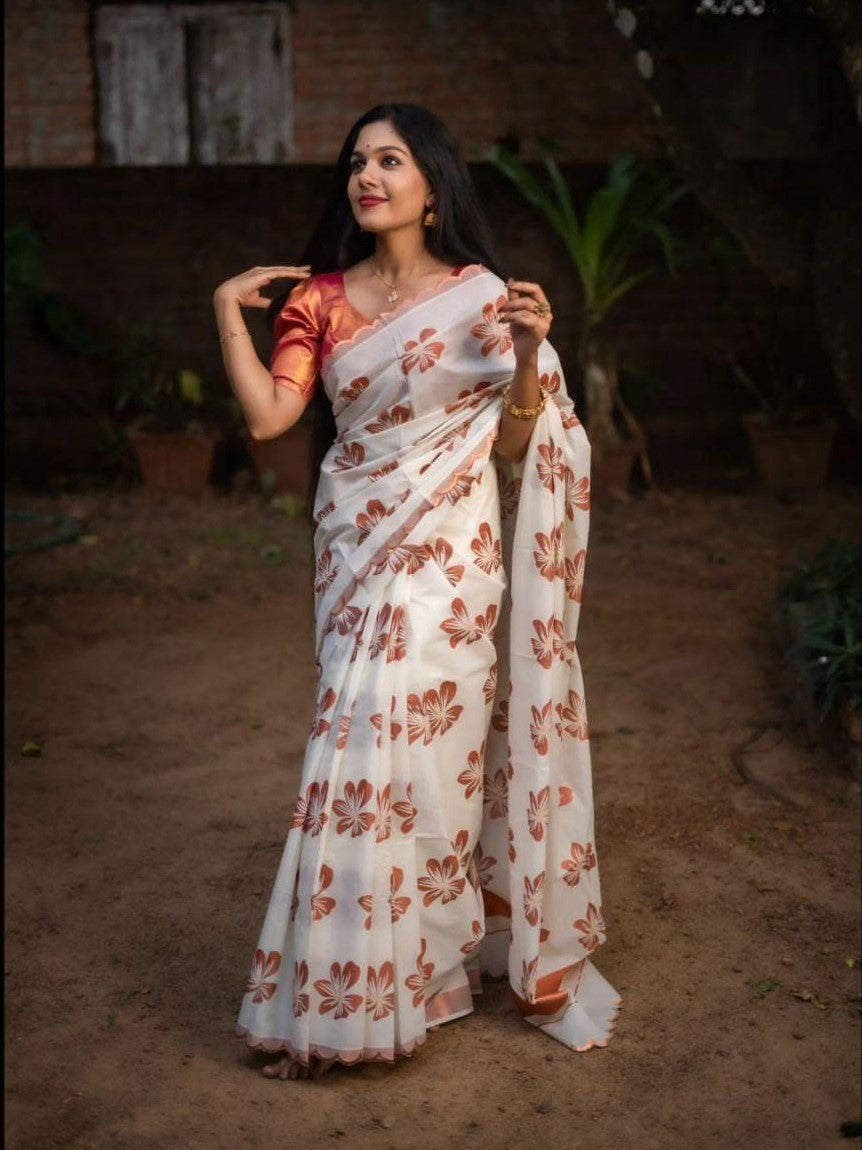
{"left": 774, "top": 540, "right": 861, "bottom": 721}
{"left": 113, "top": 321, "right": 232, "bottom": 434}
{"left": 487, "top": 144, "right": 690, "bottom": 467}
{"left": 5, "top": 222, "right": 140, "bottom": 483}
{"left": 487, "top": 145, "right": 688, "bottom": 330}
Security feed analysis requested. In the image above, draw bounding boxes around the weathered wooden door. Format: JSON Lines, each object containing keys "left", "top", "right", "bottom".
{"left": 95, "top": 3, "right": 293, "bottom": 165}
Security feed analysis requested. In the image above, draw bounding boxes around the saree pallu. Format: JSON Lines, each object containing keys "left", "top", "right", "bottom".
{"left": 236, "top": 264, "right": 621, "bottom": 1064}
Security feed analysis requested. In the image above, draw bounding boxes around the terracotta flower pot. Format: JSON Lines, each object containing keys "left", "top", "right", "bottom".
{"left": 742, "top": 412, "right": 837, "bottom": 497}
{"left": 591, "top": 431, "right": 644, "bottom": 498}
{"left": 247, "top": 422, "right": 312, "bottom": 499}
{"left": 129, "top": 430, "right": 219, "bottom": 494}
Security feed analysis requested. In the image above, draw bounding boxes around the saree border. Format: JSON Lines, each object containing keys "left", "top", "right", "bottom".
{"left": 235, "top": 1023, "right": 428, "bottom": 1067}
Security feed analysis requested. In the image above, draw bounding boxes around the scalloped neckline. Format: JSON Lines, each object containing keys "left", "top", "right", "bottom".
{"left": 322, "top": 263, "right": 490, "bottom": 372}
{"left": 337, "top": 264, "right": 476, "bottom": 327}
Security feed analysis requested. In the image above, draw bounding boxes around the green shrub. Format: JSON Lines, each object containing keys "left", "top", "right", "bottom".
{"left": 774, "top": 540, "right": 861, "bottom": 721}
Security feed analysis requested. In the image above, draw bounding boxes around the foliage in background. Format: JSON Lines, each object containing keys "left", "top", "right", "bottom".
{"left": 616, "top": 365, "right": 672, "bottom": 417}
{"left": 5, "top": 221, "right": 139, "bottom": 482}
{"left": 5, "top": 222, "right": 105, "bottom": 356}
{"left": 486, "top": 142, "right": 699, "bottom": 472}
{"left": 724, "top": 289, "right": 830, "bottom": 428}
{"left": 702, "top": 235, "right": 828, "bottom": 427}
{"left": 113, "top": 320, "right": 237, "bottom": 434}
{"left": 605, "top": 0, "right": 861, "bottom": 427}
{"left": 6, "top": 222, "right": 240, "bottom": 454}
{"left": 774, "top": 540, "right": 861, "bottom": 721}
{"left": 486, "top": 144, "right": 690, "bottom": 332}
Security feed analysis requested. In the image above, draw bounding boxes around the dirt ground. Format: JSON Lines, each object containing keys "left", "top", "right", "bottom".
{"left": 4, "top": 478, "right": 861, "bottom": 1150}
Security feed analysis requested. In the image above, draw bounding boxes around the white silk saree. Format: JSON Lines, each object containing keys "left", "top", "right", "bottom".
{"left": 236, "top": 263, "right": 621, "bottom": 1065}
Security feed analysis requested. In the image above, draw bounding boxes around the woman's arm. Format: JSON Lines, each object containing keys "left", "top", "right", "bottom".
{"left": 493, "top": 352, "right": 542, "bottom": 463}
{"left": 493, "top": 276, "right": 554, "bottom": 464}
{"left": 212, "top": 263, "right": 312, "bottom": 440}
{"left": 214, "top": 292, "right": 305, "bottom": 440}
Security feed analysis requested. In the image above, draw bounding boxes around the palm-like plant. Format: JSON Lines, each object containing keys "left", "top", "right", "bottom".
{"left": 488, "top": 144, "right": 689, "bottom": 471}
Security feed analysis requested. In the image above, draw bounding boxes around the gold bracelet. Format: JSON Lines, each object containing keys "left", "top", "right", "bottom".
{"left": 501, "top": 384, "right": 548, "bottom": 420}
{"left": 219, "top": 328, "right": 251, "bottom": 346}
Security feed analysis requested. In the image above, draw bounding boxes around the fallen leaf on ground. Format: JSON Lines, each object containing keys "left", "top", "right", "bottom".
{"left": 791, "top": 988, "right": 829, "bottom": 1009}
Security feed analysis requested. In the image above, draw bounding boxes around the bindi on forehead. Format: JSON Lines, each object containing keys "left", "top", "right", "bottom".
{"left": 353, "top": 123, "right": 409, "bottom": 154}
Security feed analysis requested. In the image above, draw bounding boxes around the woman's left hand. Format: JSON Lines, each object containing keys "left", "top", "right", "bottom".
{"left": 498, "top": 278, "right": 553, "bottom": 363}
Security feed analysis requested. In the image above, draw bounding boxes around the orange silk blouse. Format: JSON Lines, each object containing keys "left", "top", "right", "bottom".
{"left": 269, "top": 268, "right": 464, "bottom": 404}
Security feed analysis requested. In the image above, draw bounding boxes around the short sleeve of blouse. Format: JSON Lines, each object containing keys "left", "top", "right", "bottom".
{"left": 269, "top": 277, "right": 323, "bottom": 403}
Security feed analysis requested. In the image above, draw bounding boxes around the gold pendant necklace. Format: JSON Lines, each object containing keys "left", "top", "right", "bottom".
{"left": 371, "top": 260, "right": 438, "bottom": 305}
{"left": 370, "top": 262, "right": 400, "bottom": 303}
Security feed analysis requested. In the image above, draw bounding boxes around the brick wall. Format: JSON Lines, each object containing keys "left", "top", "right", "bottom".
{"left": 4, "top": 0, "right": 95, "bottom": 167}
{"left": 289, "top": 1, "right": 661, "bottom": 163}
{"left": 8, "top": 159, "right": 853, "bottom": 479}
{"left": 4, "top": 1, "right": 661, "bottom": 168}
{"left": 4, "top": 3, "right": 856, "bottom": 486}
{"left": 4, "top": 161, "right": 784, "bottom": 406}
{"left": 3, "top": 1, "right": 837, "bottom": 169}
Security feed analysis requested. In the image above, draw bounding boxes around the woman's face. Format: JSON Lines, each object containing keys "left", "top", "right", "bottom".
{"left": 346, "top": 120, "right": 433, "bottom": 236}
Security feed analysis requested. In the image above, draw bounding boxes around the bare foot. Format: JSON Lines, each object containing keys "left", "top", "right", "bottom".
{"left": 262, "top": 1052, "right": 337, "bottom": 1080}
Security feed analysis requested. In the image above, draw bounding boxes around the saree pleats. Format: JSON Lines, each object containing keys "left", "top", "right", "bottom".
{"left": 236, "top": 265, "right": 620, "bottom": 1064}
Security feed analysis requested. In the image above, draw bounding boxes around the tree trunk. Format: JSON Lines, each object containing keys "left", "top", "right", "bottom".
{"left": 811, "top": 166, "right": 861, "bottom": 425}
{"left": 808, "top": 0, "right": 861, "bottom": 121}
{"left": 608, "top": 0, "right": 807, "bottom": 290}
{"left": 580, "top": 331, "right": 623, "bottom": 458}
{"left": 606, "top": 0, "right": 861, "bottom": 426}
{"left": 580, "top": 328, "right": 655, "bottom": 488}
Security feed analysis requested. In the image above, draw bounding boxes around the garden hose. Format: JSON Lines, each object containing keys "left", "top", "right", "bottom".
{"left": 5, "top": 509, "right": 84, "bottom": 558}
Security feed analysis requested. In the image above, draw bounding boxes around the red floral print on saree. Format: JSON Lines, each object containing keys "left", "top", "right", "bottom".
{"left": 236, "top": 266, "right": 620, "bottom": 1066}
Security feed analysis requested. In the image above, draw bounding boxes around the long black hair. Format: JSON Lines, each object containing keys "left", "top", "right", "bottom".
{"left": 266, "top": 103, "right": 507, "bottom": 532}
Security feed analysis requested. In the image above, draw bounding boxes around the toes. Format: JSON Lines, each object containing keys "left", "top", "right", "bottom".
{"left": 261, "top": 1052, "right": 331, "bottom": 1081}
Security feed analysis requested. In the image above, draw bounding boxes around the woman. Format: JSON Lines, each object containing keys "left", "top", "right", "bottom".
{"left": 214, "top": 104, "right": 621, "bottom": 1082}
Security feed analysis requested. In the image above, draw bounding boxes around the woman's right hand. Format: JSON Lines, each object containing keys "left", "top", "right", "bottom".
{"left": 213, "top": 265, "right": 312, "bottom": 309}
